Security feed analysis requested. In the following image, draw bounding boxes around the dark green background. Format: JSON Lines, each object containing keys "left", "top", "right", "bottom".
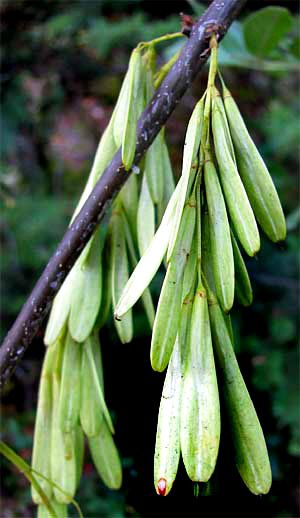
{"left": 1, "top": 1, "right": 299, "bottom": 516}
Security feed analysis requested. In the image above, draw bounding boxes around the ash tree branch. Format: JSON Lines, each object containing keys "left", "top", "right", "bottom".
{"left": 0, "top": 0, "right": 247, "bottom": 388}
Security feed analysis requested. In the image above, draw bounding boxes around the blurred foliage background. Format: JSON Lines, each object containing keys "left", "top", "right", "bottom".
{"left": 0, "top": 0, "right": 299, "bottom": 516}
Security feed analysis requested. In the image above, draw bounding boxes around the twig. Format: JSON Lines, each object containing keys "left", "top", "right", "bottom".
{"left": 0, "top": 0, "right": 247, "bottom": 388}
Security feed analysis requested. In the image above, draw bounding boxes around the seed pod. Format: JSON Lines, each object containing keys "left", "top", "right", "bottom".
{"left": 204, "top": 150, "right": 234, "bottom": 312}
{"left": 31, "top": 347, "right": 55, "bottom": 504}
{"left": 157, "top": 141, "right": 175, "bottom": 224}
{"left": 154, "top": 337, "right": 182, "bottom": 496}
{"left": 115, "top": 178, "right": 181, "bottom": 320}
{"left": 68, "top": 228, "right": 104, "bottom": 343}
{"left": 88, "top": 421, "right": 122, "bottom": 490}
{"left": 182, "top": 231, "right": 197, "bottom": 302}
{"left": 37, "top": 501, "right": 67, "bottom": 518}
{"left": 137, "top": 174, "right": 155, "bottom": 257}
{"left": 122, "top": 211, "right": 155, "bottom": 328}
{"left": 73, "top": 120, "right": 117, "bottom": 221}
{"left": 144, "top": 129, "right": 165, "bottom": 205}
{"left": 180, "top": 284, "right": 220, "bottom": 482}
{"left": 167, "top": 98, "right": 204, "bottom": 261}
{"left": 51, "top": 346, "right": 77, "bottom": 503}
{"left": 58, "top": 332, "right": 82, "bottom": 434}
{"left": 150, "top": 260, "right": 182, "bottom": 372}
{"left": 90, "top": 329, "right": 104, "bottom": 392}
{"left": 111, "top": 209, "right": 133, "bottom": 344}
{"left": 212, "top": 87, "right": 236, "bottom": 166}
{"left": 75, "top": 425, "right": 84, "bottom": 489}
{"left": 44, "top": 268, "right": 74, "bottom": 346}
{"left": 179, "top": 290, "right": 194, "bottom": 369}
{"left": 143, "top": 68, "right": 164, "bottom": 204}
{"left": 212, "top": 98, "right": 260, "bottom": 257}
{"left": 120, "top": 173, "right": 139, "bottom": 241}
{"left": 222, "top": 82, "right": 286, "bottom": 242}
{"left": 231, "top": 229, "right": 253, "bottom": 306}
{"left": 86, "top": 334, "right": 114, "bottom": 434}
{"left": 161, "top": 136, "right": 175, "bottom": 202}
{"left": 79, "top": 332, "right": 109, "bottom": 436}
{"left": 201, "top": 203, "right": 215, "bottom": 292}
{"left": 94, "top": 232, "right": 113, "bottom": 331}
{"left": 113, "top": 70, "right": 130, "bottom": 148}
{"left": 151, "top": 195, "right": 196, "bottom": 372}
{"left": 208, "top": 300, "right": 272, "bottom": 495}
{"left": 122, "top": 48, "right": 143, "bottom": 170}
{"left": 80, "top": 336, "right": 105, "bottom": 437}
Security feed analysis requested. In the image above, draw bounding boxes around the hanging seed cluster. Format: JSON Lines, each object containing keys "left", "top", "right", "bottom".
{"left": 116, "top": 35, "right": 285, "bottom": 497}
{"left": 32, "top": 30, "right": 286, "bottom": 515}
{"left": 31, "top": 37, "right": 181, "bottom": 516}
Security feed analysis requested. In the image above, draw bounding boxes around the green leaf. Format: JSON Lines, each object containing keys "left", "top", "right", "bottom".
{"left": 243, "top": 7, "right": 294, "bottom": 58}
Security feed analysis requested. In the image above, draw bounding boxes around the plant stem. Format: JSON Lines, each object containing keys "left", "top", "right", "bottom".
{"left": 0, "top": 441, "right": 57, "bottom": 518}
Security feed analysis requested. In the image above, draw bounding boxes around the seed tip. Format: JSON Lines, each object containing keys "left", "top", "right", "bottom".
{"left": 157, "top": 478, "right": 167, "bottom": 496}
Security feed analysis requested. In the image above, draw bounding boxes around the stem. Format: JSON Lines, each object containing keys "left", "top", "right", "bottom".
{"left": 202, "top": 34, "right": 218, "bottom": 153}
{"left": 154, "top": 48, "right": 182, "bottom": 88}
{"left": 0, "top": 441, "right": 57, "bottom": 518}
{"left": 139, "top": 32, "right": 184, "bottom": 49}
{"left": 0, "top": 0, "right": 247, "bottom": 388}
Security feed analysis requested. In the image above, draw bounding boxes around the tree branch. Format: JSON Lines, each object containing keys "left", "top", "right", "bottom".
{"left": 0, "top": 0, "right": 247, "bottom": 388}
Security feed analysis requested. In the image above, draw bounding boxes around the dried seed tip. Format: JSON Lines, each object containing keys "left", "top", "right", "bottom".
{"left": 157, "top": 478, "right": 167, "bottom": 496}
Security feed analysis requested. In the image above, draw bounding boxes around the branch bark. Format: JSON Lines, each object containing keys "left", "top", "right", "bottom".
{"left": 0, "top": 0, "right": 247, "bottom": 388}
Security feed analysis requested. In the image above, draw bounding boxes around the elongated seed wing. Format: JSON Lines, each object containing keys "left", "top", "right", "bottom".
{"left": 58, "top": 332, "right": 82, "bottom": 434}
{"left": 31, "top": 347, "right": 55, "bottom": 504}
{"left": 51, "top": 370, "right": 77, "bottom": 503}
{"left": 37, "top": 501, "right": 67, "bottom": 518}
{"left": 111, "top": 210, "right": 133, "bottom": 343}
{"left": 204, "top": 153, "right": 234, "bottom": 312}
{"left": 72, "top": 120, "right": 117, "bottom": 222}
{"left": 122, "top": 48, "right": 143, "bottom": 170}
{"left": 114, "top": 178, "right": 181, "bottom": 319}
{"left": 161, "top": 136, "right": 175, "bottom": 200}
{"left": 150, "top": 260, "right": 183, "bottom": 372}
{"left": 178, "top": 290, "right": 194, "bottom": 370}
{"left": 91, "top": 329, "right": 104, "bottom": 392}
{"left": 212, "top": 100, "right": 260, "bottom": 257}
{"left": 143, "top": 69, "right": 164, "bottom": 204}
{"left": 231, "top": 229, "right": 253, "bottom": 306}
{"left": 182, "top": 231, "right": 197, "bottom": 302}
{"left": 80, "top": 336, "right": 105, "bottom": 437}
{"left": 201, "top": 202, "right": 216, "bottom": 292}
{"left": 75, "top": 425, "right": 84, "bottom": 489}
{"left": 120, "top": 173, "right": 139, "bottom": 241}
{"left": 154, "top": 337, "right": 182, "bottom": 496}
{"left": 44, "top": 268, "right": 74, "bottom": 346}
{"left": 113, "top": 70, "right": 130, "bottom": 148}
{"left": 85, "top": 335, "right": 114, "bottom": 434}
{"left": 88, "top": 420, "right": 122, "bottom": 490}
{"left": 151, "top": 198, "right": 196, "bottom": 372}
{"left": 68, "top": 228, "right": 104, "bottom": 343}
{"left": 95, "top": 232, "right": 113, "bottom": 331}
{"left": 144, "top": 129, "right": 165, "bottom": 204}
{"left": 157, "top": 136, "right": 176, "bottom": 224}
{"left": 222, "top": 84, "right": 286, "bottom": 242}
{"left": 44, "top": 237, "right": 93, "bottom": 346}
{"left": 212, "top": 87, "right": 237, "bottom": 167}
{"left": 209, "top": 301, "right": 272, "bottom": 495}
{"left": 180, "top": 285, "right": 220, "bottom": 482}
{"left": 167, "top": 98, "right": 204, "bottom": 261}
{"left": 137, "top": 174, "right": 155, "bottom": 257}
